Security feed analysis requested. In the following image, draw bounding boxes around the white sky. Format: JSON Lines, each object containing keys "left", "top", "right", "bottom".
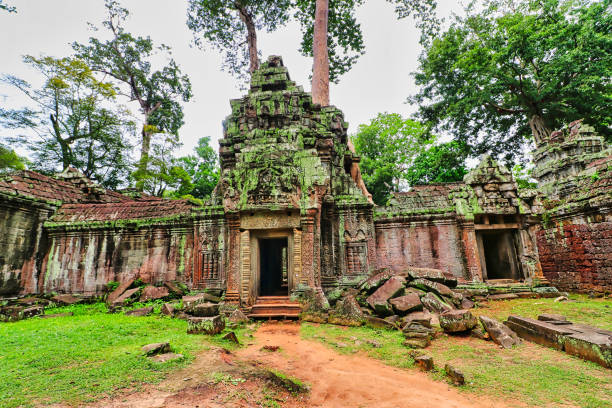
{"left": 0, "top": 0, "right": 464, "bottom": 159}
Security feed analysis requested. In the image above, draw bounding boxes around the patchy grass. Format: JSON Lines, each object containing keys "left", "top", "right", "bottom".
{"left": 301, "top": 323, "right": 414, "bottom": 369}
{"left": 471, "top": 294, "right": 612, "bottom": 330}
{"left": 301, "top": 295, "right": 612, "bottom": 408}
{"left": 0, "top": 303, "right": 252, "bottom": 408}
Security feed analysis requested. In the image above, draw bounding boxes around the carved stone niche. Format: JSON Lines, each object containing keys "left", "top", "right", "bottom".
{"left": 344, "top": 229, "right": 368, "bottom": 276}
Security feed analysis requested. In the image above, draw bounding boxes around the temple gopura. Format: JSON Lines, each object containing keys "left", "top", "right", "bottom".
{"left": 1, "top": 57, "right": 610, "bottom": 304}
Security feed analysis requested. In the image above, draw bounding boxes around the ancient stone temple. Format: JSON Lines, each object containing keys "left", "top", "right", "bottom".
{"left": 532, "top": 120, "right": 612, "bottom": 293}
{"left": 0, "top": 57, "right": 609, "bottom": 304}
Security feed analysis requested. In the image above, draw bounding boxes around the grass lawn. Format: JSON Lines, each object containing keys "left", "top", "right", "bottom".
{"left": 301, "top": 294, "right": 612, "bottom": 408}
{"left": 0, "top": 303, "right": 248, "bottom": 408}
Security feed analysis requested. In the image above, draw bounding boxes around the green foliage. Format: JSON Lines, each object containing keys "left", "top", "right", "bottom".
{"left": 0, "top": 55, "right": 134, "bottom": 188}
{"left": 352, "top": 113, "right": 432, "bottom": 205}
{"left": 512, "top": 164, "right": 537, "bottom": 190}
{"left": 133, "top": 135, "right": 193, "bottom": 197}
{"left": 176, "top": 136, "right": 219, "bottom": 200}
{"left": 0, "top": 0, "right": 15, "bottom": 13}
{"left": 405, "top": 140, "right": 469, "bottom": 185}
{"left": 187, "top": 0, "right": 292, "bottom": 82}
{"left": 73, "top": 0, "right": 192, "bottom": 178}
{"left": 412, "top": 0, "right": 612, "bottom": 162}
{"left": 0, "top": 144, "right": 27, "bottom": 173}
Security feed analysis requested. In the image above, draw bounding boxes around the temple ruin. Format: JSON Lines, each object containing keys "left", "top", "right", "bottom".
{"left": 0, "top": 57, "right": 610, "bottom": 307}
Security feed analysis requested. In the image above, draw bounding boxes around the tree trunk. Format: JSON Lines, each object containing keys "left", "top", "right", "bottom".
{"left": 312, "top": 0, "right": 329, "bottom": 106}
{"left": 347, "top": 138, "right": 373, "bottom": 204}
{"left": 136, "top": 113, "right": 152, "bottom": 191}
{"left": 237, "top": 5, "right": 259, "bottom": 73}
{"left": 50, "top": 113, "right": 71, "bottom": 170}
{"left": 528, "top": 114, "right": 551, "bottom": 146}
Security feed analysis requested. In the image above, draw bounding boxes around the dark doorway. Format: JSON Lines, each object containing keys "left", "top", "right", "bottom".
{"left": 481, "top": 231, "right": 519, "bottom": 280}
{"left": 259, "top": 238, "right": 288, "bottom": 296}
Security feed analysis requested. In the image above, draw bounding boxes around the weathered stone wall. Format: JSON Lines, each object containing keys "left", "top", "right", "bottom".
{"left": 0, "top": 197, "right": 53, "bottom": 295}
{"left": 39, "top": 225, "right": 197, "bottom": 295}
{"left": 373, "top": 217, "right": 466, "bottom": 278}
{"left": 537, "top": 212, "right": 612, "bottom": 293}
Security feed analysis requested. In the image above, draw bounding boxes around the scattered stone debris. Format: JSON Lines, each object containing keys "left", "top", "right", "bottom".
{"left": 444, "top": 364, "right": 465, "bottom": 385}
{"left": 479, "top": 316, "right": 521, "bottom": 349}
{"left": 554, "top": 295, "right": 569, "bottom": 302}
{"left": 106, "top": 277, "right": 136, "bottom": 305}
{"left": 139, "top": 286, "right": 169, "bottom": 302}
{"left": 505, "top": 314, "right": 612, "bottom": 368}
{"left": 161, "top": 303, "right": 175, "bottom": 316}
{"left": 414, "top": 355, "right": 434, "bottom": 371}
{"left": 228, "top": 308, "right": 249, "bottom": 324}
{"left": 142, "top": 342, "right": 170, "bottom": 356}
{"left": 51, "top": 294, "right": 81, "bottom": 305}
{"left": 258, "top": 368, "right": 310, "bottom": 394}
{"left": 262, "top": 345, "right": 280, "bottom": 352}
{"left": 439, "top": 309, "right": 477, "bottom": 333}
{"left": 222, "top": 331, "right": 240, "bottom": 345}
{"left": 191, "top": 302, "right": 220, "bottom": 317}
{"left": 112, "top": 288, "right": 140, "bottom": 307}
{"left": 187, "top": 315, "right": 225, "bottom": 335}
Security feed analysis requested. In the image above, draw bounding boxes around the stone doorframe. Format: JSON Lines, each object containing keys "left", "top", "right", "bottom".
{"left": 239, "top": 227, "right": 303, "bottom": 307}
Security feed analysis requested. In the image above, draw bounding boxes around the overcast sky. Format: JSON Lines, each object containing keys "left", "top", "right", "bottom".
{"left": 0, "top": 0, "right": 464, "bottom": 158}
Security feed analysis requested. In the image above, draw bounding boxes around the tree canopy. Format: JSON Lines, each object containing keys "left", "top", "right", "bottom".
{"left": 0, "top": 1, "right": 15, "bottom": 13}
{"left": 73, "top": 0, "right": 192, "bottom": 189}
{"left": 404, "top": 140, "right": 468, "bottom": 186}
{"left": 0, "top": 56, "right": 134, "bottom": 189}
{"left": 352, "top": 113, "right": 432, "bottom": 205}
{"left": 411, "top": 0, "right": 612, "bottom": 162}
{"left": 177, "top": 136, "right": 219, "bottom": 200}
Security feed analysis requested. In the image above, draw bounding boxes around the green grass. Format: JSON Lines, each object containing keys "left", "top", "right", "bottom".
{"left": 0, "top": 303, "right": 251, "bottom": 407}
{"left": 471, "top": 293, "right": 612, "bottom": 330}
{"left": 301, "top": 295, "right": 612, "bottom": 408}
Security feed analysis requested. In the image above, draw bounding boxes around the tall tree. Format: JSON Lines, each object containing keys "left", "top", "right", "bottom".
{"left": 73, "top": 0, "right": 192, "bottom": 189}
{"left": 411, "top": 0, "right": 612, "bottom": 161}
{"left": 177, "top": 136, "right": 219, "bottom": 200}
{"left": 187, "top": 0, "right": 292, "bottom": 81}
{"left": 141, "top": 135, "right": 193, "bottom": 197}
{"left": 352, "top": 113, "right": 432, "bottom": 205}
{"left": 0, "top": 145, "right": 27, "bottom": 173}
{"left": 0, "top": 56, "right": 135, "bottom": 188}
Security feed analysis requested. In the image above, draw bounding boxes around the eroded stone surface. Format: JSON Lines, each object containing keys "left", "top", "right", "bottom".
{"left": 479, "top": 316, "right": 521, "bottom": 348}
{"left": 187, "top": 315, "right": 225, "bottom": 335}
{"left": 440, "top": 310, "right": 477, "bottom": 333}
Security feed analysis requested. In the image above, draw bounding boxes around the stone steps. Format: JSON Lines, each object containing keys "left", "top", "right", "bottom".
{"left": 248, "top": 296, "right": 301, "bottom": 319}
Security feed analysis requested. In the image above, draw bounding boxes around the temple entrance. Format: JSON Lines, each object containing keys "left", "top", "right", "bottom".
{"left": 477, "top": 230, "right": 521, "bottom": 280}
{"left": 259, "top": 237, "right": 288, "bottom": 296}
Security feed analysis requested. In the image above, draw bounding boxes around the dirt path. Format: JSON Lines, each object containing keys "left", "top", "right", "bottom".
{"left": 238, "top": 322, "right": 520, "bottom": 408}
{"left": 79, "top": 322, "right": 525, "bottom": 408}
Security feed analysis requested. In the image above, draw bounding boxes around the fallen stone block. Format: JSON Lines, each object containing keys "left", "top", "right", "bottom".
{"left": 125, "top": 306, "right": 153, "bottom": 317}
{"left": 445, "top": 364, "right": 465, "bottom": 385}
{"left": 222, "top": 331, "right": 240, "bottom": 344}
{"left": 161, "top": 303, "right": 175, "bottom": 316}
{"left": 182, "top": 293, "right": 221, "bottom": 311}
{"left": 538, "top": 313, "right": 567, "bottom": 322}
{"left": 51, "top": 294, "right": 81, "bottom": 306}
{"left": 401, "top": 311, "right": 433, "bottom": 328}
{"left": 164, "top": 281, "right": 186, "bottom": 296}
{"left": 329, "top": 295, "right": 364, "bottom": 326}
{"left": 488, "top": 293, "right": 518, "bottom": 301}
{"left": 366, "top": 276, "right": 406, "bottom": 315}
{"left": 460, "top": 297, "right": 475, "bottom": 309}
{"left": 364, "top": 315, "right": 396, "bottom": 330}
{"left": 440, "top": 309, "right": 477, "bottom": 333}
{"left": 359, "top": 268, "right": 395, "bottom": 293}
{"left": 479, "top": 316, "right": 520, "bottom": 348}
{"left": 142, "top": 342, "right": 170, "bottom": 356}
{"left": 107, "top": 277, "right": 136, "bottom": 304}
{"left": 190, "top": 302, "right": 220, "bottom": 317}
{"left": 410, "top": 279, "right": 454, "bottom": 297}
{"left": 470, "top": 326, "right": 489, "bottom": 340}
{"left": 187, "top": 315, "right": 225, "bottom": 335}
{"left": 40, "top": 312, "right": 74, "bottom": 319}
{"left": 505, "top": 315, "right": 611, "bottom": 368}
{"left": 414, "top": 355, "right": 434, "bottom": 371}
{"left": 0, "top": 305, "right": 25, "bottom": 322}
{"left": 403, "top": 337, "right": 431, "bottom": 349}
{"left": 390, "top": 293, "right": 422, "bottom": 315}
{"left": 150, "top": 353, "right": 184, "bottom": 363}
{"left": 112, "top": 287, "right": 140, "bottom": 306}
{"left": 228, "top": 308, "right": 249, "bottom": 324}
{"left": 405, "top": 267, "right": 456, "bottom": 287}
{"left": 554, "top": 295, "right": 569, "bottom": 302}
{"left": 421, "top": 292, "right": 453, "bottom": 314}
{"left": 140, "top": 286, "right": 170, "bottom": 302}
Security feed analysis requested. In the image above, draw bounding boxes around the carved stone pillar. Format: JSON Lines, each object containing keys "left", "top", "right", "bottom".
{"left": 461, "top": 222, "right": 483, "bottom": 281}
{"left": 224, "top": 213, "right": 241, "bottom": 303}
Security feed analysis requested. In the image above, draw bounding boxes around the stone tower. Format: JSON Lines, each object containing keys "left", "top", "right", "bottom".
{"left": 213, "top": 56, "right": 375, "bottom": 305}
